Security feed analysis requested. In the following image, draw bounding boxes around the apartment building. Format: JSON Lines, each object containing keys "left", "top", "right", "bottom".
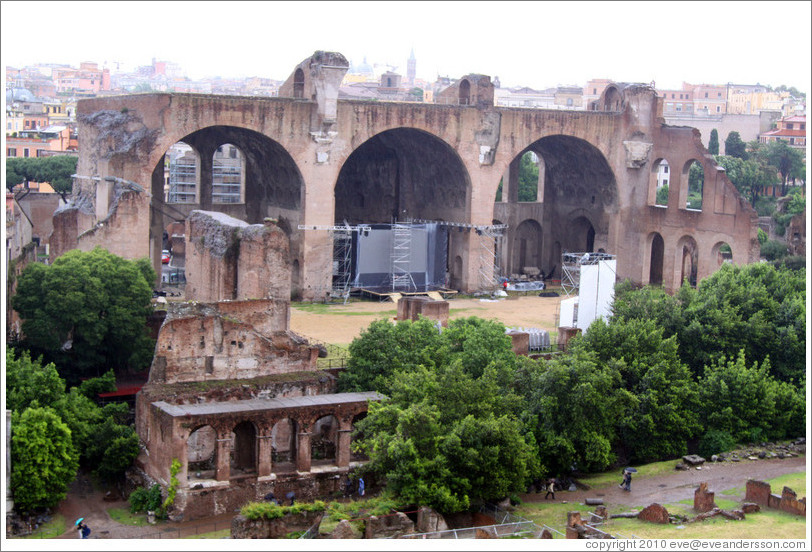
{"left": 759, "top": 115, "right": 806, "bottom": 148}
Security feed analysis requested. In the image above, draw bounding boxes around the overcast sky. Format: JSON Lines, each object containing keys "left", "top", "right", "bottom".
{"left": 2, "top": 1, "right": 811, "bottom": 91}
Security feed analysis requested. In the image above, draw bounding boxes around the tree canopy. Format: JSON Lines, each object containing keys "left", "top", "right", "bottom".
{"left": 708, "top": 129, "right": 719, "bottom": 155}
{"left": 5, "top": 156, "right": 77, "bottom": 200}
{"left": 11, "top": 247, "right": 157, "bottom": 381}
{"left": 724, "top": 131, "right": 748, "bottom": 159}
{"left": 346, "top": 317, "right": 537, "bottom": 512}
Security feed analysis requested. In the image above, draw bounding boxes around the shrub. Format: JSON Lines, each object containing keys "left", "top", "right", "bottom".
{"left": 760, "top": 239, "right": 788, "bottom": 261}
{"left": 240, "top": 500, "right": 327, "bottom": 521}
{"left": 129, "top": 484, "right": 162, "bottom": 514}
{"left": 697, "top": 430, "right": 737, "bottom": 458}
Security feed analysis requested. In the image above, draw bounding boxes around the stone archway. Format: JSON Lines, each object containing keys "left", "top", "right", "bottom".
{"left": 335, "top": 127, "right": 471, "bottom": 291}
{"left": 230, "top": 420, "right": 257, "bottom": 475}
{"left": 649, "top": 232, "right": 665, "bottom": 285}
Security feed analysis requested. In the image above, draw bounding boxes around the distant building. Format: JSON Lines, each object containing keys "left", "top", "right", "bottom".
{"left": 759, "top": 115, "right": 806, "bottom": 149}
{"left": 407, "top": 49, "right": 416, "bottom": 86}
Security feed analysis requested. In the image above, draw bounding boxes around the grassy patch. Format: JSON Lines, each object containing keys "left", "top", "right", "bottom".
{"left": 577, "top": 458, "right": 678, "bottom": 488}
{"left": 22, "top": 513, "right": 66, "bottom": 539}
{"left": 515, "top": 501, "right": 592, "bottom": 537}
{"left": 722, "top": 470, "right": 806, "bottom": 497}
{"left": 107, "top": 507, "right": 152, "bottom": 527}
{"left": 605, "top": 507, "right": 806, "bottom": 539}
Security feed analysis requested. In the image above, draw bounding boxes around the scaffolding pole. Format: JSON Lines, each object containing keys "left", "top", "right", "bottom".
{"left": 390, "top": 222, "right": 416, "bottom": 292}
{"left": 298, "top": 224, "right": 371, "bottom": 301}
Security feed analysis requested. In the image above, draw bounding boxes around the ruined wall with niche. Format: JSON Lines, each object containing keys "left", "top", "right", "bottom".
{"left": 184, "top": 210, "right": 290, "bottom": 302}
{"left": 148, "top": 299, "right": 316, "bottom": 385}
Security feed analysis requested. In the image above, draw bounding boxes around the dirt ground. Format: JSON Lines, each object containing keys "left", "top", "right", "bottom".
{"left": 290, "top": 293, "right": 564, "bottom": 345}
{"left": 47, "top": 455, "right": 805, "bottom": 539}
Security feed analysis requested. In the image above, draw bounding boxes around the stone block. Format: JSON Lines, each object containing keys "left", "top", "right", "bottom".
{"left": 694, "top": 482, "right": 716, "bottom": 513}
{"left": 416, "top": 506, "right": 448, "bottom": 533}
{"left": 364, "top": 512, "right": 415, "bottom": 539}
{"left": 638, "top": 503, "right": 670, "bottom": 524}
{"left": 508, "top": 331, "right": 530, "bottom": 355}
{"left": 327, "top": 519, "right": 361, "bottom": 539}
{"left": 682, "top": 454, "right": 705, "bottom": 466}
{"left": 745, "top": 479, "right": 771, "bottom": 506}
{"left": 741, "top": 503, "right": 760, "bottom": 514}
{"left": 780, "top": 487, "right": 806, "bottom": 516}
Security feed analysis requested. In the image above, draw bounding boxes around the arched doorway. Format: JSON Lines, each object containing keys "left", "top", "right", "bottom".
{"left": 271, "top": 418, "right": 297, "bottom": 473}
{"left": 649, "top": 233, "right": 664, "bottom": 285}
{"left": 230, "top": 421, "right": 257, "bottom": 475}
{"left": 187, "top": 425, "right": 217, "bottom": 480}
{"left": 311, "top": 415, "right": 338, "bottom": 465}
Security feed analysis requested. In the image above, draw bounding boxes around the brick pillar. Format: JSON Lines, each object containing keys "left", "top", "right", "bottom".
{"left": 215, "top": 435, "right": 231, "bottom": 481}
{"left": 336, "top": 429, "right": 352, "bottom": 467}
{"left": 296, "top": 431, "right": 311, "bottom": 472}
{"left": 257, "top": 432, "right": 272, "bottom": 477}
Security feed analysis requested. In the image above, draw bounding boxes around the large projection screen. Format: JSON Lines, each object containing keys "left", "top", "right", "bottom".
{"left": 352, "top": 223, "right": 447, "bottom": 290}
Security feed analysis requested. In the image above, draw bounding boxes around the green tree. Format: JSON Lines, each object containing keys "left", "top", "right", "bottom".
{"left": 518, "top": 152, "right": 539, "bottom": 202}
{"left": 339, "top": 317, "right": 442, "bottom": 394}
{"left": 698, "top": 352, "right": 805, "bottom": 442}
{"left": 11, "top": 247, "right": 157, "bottom": 381}
{"left": 5, "top": 156, "right": 78, "bottom": 200}
{"left": 516, "top": 349, "right": 629, "bottom": 474}
{"left": 761, "top": 239, "right": 788, "bottom": 261}
{"left": 573, "top": 318, "right": 702, "bottom": 463}
{"left": 687, "top": 162, "right": 704, "bottom": 209}
{"left": 714, "top": 155, "right": 777, "bottom": 207}
{"left": 347, "top": 316, "right": 537, "bottom": 512}
{"left": 724, "top": 131, "right": 748, "bottom": 159}
{"left": 758, "top": 140, "right": 806, "bottom": 195}
{"left": 708, "top": 129, "right": 719, "bottom": 155}
{"left": 5, "top": 349, "right": 66, "bottom": 413}
{"left": 655, "top": 184, "right": 669, "bottom": 206}
{"left": 11, "top": 407, "right": 79, "bottom": 512}
{"left": 355, "top": 362, "right": 538, "bottom": 513}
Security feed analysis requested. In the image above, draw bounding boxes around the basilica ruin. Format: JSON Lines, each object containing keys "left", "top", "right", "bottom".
{"left": 47, "top": 50, "right": 760, "bottom": 519}
{"left": 52, "top": 50, "right": 758, "bottom": 300}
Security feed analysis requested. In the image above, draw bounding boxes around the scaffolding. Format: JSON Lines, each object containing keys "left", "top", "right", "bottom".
{"left": 389, "top": 222, "right": 416, "bottom": 291}
{"left": 297, "top": 223, "right": 371, "bottom": 300}
{"left": 410, "top": 218, "right": 507, "bottom": 291}
{"left": 560, "top": 251, "right": 616, "bottom": 297}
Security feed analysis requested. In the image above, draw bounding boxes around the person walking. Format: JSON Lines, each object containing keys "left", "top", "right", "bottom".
{"left": 619, "top": 470, "right": 632, "bottom": 491}
{"left": 358, "top": 476, "right": 365, "bottom": 497}
{"left": 544, "top": 477, "right": 556, "bottom": 500}
{"left": 76, "top": 520, "right": 90, "bottom": 539}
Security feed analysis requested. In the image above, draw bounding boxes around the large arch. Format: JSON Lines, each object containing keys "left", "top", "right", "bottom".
{"left": 149, "top": 125, "right": 305, "bottom": 289}
{"left": 334, "top": 127, "right": 472, "bottom": 290}
{"left": 496, "top": 135, "right": 618, "bottom": 280}
{"left": 511, "top": 219, "right": 543, "bottom": 275}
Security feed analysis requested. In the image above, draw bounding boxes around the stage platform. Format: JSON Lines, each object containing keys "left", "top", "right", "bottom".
{"left": 356, "top": 287, "right": 458, "bottom": 303}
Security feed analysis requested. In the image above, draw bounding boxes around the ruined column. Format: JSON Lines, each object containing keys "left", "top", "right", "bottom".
{"left": 296, "top": 430, "right": 312, "bottom": 472}
{"left": 215, "top": 434, "right": 231, "bottom": 481}
{"left": 336, "top": 429, "right": 352, "bottom": 467}
{"left": 257, "top": 431, "right": 273, "bottom": 477}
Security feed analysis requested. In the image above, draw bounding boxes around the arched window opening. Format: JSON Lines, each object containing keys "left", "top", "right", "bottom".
{"left": 293, "top": 69, "right": 305, "bottom": 99}
{"left": 230, "top": 421, "right": 257, "bottom": 476}
{"left": 679, "top": 237, "right": 698, "bottom": 287}
{"left": 271, "top": 418, "right": 297, "bottom": 473}
{"left": 212, "top": 143, "right": 244, "bottom": 204}
{"left": 649, "top": 233, "right": 664, "bottom": 285}
{"left": 651, "top": 159, "right": 670, "bottom": 207}
{"left": 713, "top": 241, "right": 733, "bottom": 266}
{"left": 518, "top": 151, "right": 540, "bottom": 202}
{"left": 164, "top": 141, "right": 198, "bottom": 204}
{"left": 512, "top": 219, "right": 543, "bottom": 277}
{"left": 685, "top": 160, "right": 704, "bottom": 210}
{"left": 459, "top": 79, "right": 471, "bottom": 106}
{"left": 351, "top": 413, "right": 368, "bottom": 462}
{"left": 311, "top": 415, "right": 338, "bottom": 464}
{"left": 187, "top": 425, "right": 217, "bottom": 480}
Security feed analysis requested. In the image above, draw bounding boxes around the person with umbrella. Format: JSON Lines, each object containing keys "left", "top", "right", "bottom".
{"left": 75, "top": 518, "right": 90, "bottom": 539}
{"left": 619, "top": 467, "right": 636, "bottom": 491}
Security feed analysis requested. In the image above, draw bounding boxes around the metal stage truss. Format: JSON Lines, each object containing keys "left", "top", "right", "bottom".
{"left": 298, "top": 223, "right": 371, "bottom": 300}
{"left": 408, "top": 218, "right": 508, "bottom": 290}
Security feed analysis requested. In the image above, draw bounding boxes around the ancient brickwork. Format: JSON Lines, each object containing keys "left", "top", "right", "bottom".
{"left": 148, "top": 300, "right": 312, "bottom": 385}
{"left": 744, "top": 480, "right": 806, "bottom": 516}
{"left": 184, "top": 211, "right": 290, "bottom": 302}
{"left": 396, "top": 296, "right": 449, "bottom": 327}
{"left": 58, "top": 51, "right": 759, "bottom": 300}
{"left": 694, "top": 482, "right": 716, "bottom": 513}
